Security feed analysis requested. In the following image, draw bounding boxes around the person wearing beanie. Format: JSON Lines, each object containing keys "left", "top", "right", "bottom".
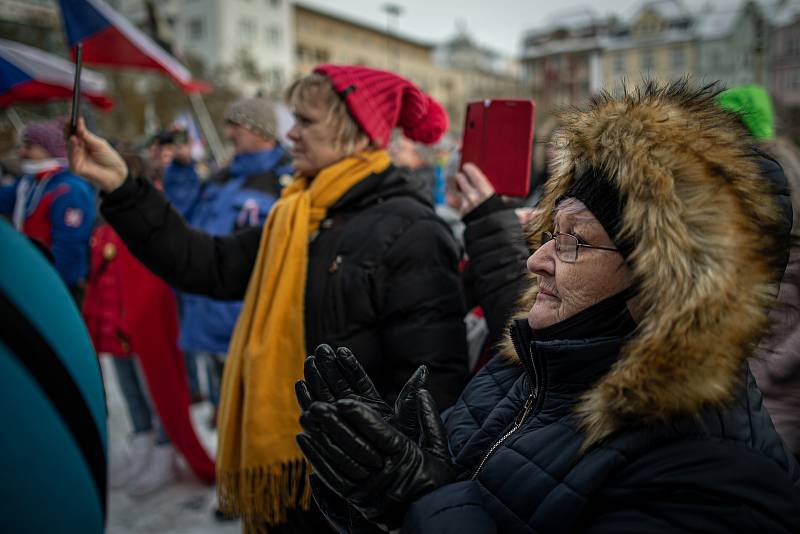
{"left": 294, "top": 80, "right": 800, "bottom": 533}
{"left": 0, "top": 118, "right": 95, "bottom": 301}
{"left": 66, "top": 64, "right": 468, "bottom": 531}
{"left": 179, "top": 97, "right": 292, "bottom": 424}
{"left": 720, "top": 84, "right": 800, "bottom": 462}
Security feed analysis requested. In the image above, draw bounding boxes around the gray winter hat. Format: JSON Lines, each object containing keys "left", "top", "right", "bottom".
{"left": 224, "top": 97, "right": 277, "bottom": 140}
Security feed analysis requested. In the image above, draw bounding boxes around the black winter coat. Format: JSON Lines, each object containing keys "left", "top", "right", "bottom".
{"left": 462, "top": 197, "right": 530, "bottom": 350}
{"left": 100, "top": 165, "right": 469, "bottom": 407}
{"left": 401, "top": 319, "right": 800, "bottom": 533}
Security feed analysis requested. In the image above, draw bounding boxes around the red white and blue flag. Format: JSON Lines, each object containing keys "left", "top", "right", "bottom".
{"left": 57, "top": 0, "right": 209, "bottom": 93}
{"left": 0, "top": 38, "right": 112, "bottom": 109}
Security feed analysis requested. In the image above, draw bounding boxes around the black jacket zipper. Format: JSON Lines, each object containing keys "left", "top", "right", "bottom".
{"left": 472, "top": 321, "right": 541, "bottom": 480}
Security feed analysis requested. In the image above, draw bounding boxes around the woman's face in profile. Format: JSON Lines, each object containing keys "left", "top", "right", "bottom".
{"left": 287, "top": 94, "right": 350, "bottom": 177}
{"left": 526, "top": 203, "right": 633, "bottom": 329}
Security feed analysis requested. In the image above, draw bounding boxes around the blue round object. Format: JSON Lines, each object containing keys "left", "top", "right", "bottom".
{"left": 0, "top": 219, "right": 106, "bottom": 533}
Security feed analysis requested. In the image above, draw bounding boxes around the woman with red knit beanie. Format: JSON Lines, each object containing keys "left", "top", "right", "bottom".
{"left": 67, "top": 64, "right": 468, "bottom": 532}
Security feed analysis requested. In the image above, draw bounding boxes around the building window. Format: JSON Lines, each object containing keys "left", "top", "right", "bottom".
{"left": 710, "top": 50, "right": 722, "bottom": 68}
{"left": 188, "top": 18, "right": 204, "bottom": 40}
{"left": 614, "top": 54, "right": 625, "bottom": 74}
{"left": 641, "top": 50, "right": 655, "bottom": 72}
{"left": 266, "top": 26, "right": 281, "bottom": 46}
{"left": 671, "top": 47, "right": 685, "bottom": 71}
{"left": 268, "top": 68, "right": 284, "bottom": 88}
{"left": 788, "top": 37, "right": 800, "bottom": 56}
{"left": 239, "top": 19, "right": 256, "bottom": 41}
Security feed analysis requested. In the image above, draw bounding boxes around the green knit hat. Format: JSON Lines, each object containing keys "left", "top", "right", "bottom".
{"left": 717, "top": 84, "right": 775, "bottom": 141}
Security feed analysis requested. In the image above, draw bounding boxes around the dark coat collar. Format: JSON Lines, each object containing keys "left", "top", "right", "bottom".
{"left": 329, "top": 163, "right": 431, "bottom": 213}
{"left": 510, "top": 318, "right": 624, "bottom": 407}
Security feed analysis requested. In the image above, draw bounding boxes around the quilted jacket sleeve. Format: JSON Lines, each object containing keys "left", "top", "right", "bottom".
{"left": 579, "top": 437, "right": 800, "bottom": 534}
{"left": 101, "top": 175, "right": 261, "bottom": 300}
{"left": 463, "top": 206, "right": 530, "bottom": 349}
{"left": 401, "top": 481, "right": 497, "bottom": 534}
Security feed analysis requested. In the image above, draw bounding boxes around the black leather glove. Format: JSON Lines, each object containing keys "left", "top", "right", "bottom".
{"left": 296, "top": 389, "right": 460, "bottom": 528}
{"left": 295, "top": 344, "right": 428, "bottom": 439}
{"left": 295, "top": 345, "right": 430, "bottom": 532}
{"left": 309, "top": 474, "right": 384, "bottom": 533}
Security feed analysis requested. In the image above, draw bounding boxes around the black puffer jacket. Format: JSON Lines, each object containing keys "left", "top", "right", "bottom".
{"left": 402, "top": 319, "right": 800, "bottom": 533}
{"left": 100, "top": 165, "right": 468, "bottom": 407}
{"left": 462, "top": 196, "right": 530, "bottom": 350}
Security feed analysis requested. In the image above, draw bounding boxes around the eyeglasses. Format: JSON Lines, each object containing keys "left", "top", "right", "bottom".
{"left": 541, "top": 231, "right": 618, "bottom": 263}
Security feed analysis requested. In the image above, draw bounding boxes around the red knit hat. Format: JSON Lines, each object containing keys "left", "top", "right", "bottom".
{"left": 314, "top": 64, "right": 449, "bottom": 148}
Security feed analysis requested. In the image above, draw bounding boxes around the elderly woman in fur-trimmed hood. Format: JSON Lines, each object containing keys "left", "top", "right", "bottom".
{"left": 294, "top": 81, "right": 800, "bottom": 533}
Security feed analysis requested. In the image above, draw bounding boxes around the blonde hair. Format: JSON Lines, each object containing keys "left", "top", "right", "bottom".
{"left": 285, "top": 73, "right": 373, "bottom": 155}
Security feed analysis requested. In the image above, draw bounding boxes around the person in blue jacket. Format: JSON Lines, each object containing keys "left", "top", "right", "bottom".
{"left": 179, "top": 96, "right": 292, "bottom": 424}
{"left": 161, "top": 129, "right": 201, "bottom": 218}
{"left": 0, "top": 119, "right": 95, "bottom": 301}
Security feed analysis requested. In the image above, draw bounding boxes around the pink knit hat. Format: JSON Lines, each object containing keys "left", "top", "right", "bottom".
{"left": 23, "top": 119, "right": 66, "bottom": 158}
{"left": 314, "top": 64, "right": 449, "bottom": 148}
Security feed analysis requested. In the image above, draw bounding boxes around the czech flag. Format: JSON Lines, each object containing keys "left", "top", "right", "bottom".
{"left": 57, "top": 0, "right": 209, "bottom": 93}
{"left": 0, "top": 38, "right": 112, "bottom": 109}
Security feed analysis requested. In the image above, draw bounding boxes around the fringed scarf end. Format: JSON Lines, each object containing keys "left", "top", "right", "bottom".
{"left": 217, "top": 459, "right": 312, "bottom": 532}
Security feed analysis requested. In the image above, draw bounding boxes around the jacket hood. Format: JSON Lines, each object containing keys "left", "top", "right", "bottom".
{"left": 500, "top": 80, "right": 785, "bottom": 448}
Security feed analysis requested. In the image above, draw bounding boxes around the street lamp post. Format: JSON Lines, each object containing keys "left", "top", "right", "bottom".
{"left": 382, "top": 3, "right": 404, "bottom": 71}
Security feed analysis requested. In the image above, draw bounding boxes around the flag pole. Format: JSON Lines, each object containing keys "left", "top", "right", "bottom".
{"left": 5, "top": 107, "right": 24, "bottom": 134}
{"left": 188, "top": 91, "right": 225, "bottom": 165}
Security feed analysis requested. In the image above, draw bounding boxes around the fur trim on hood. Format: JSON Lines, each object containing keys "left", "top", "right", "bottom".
{"left": 501, "top": 80, "right": 785, "bottom": 448}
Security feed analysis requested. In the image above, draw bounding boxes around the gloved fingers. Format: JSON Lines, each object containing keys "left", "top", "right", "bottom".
{"left": 305, "top": 402, "right": 384, "bottom": 470}
{"left": 295, "top": 380, "right": 314, "bottom": 411}
{"left": 314, "top": 344, "right": 355, "bottom": 398}
{"left": 309, "top": 474, "right": 352, "bottom": 533}
{"left": 304, "top": 356, "right": 337, "bottom": 404}
{"left": 299, "top": 413, "right": 372, "bottom": 479}
{"left": 392, "top": 365, "right": 429, "bottom": 438}
{"left": 417, "top": 389, "right": 449, "bottom": 457}
{"left": 297, "top": 433, "right": 358, "bottom": 498}
{"left": 335, "top": 398, "right": 408, "bottom": 456}
{"left": 335, "top": 346, "right": 385, "bottom": 404}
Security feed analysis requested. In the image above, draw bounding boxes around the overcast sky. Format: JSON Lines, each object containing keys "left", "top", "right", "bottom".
{"left": 300, "top": 0, "right": 738, "bottom": 56}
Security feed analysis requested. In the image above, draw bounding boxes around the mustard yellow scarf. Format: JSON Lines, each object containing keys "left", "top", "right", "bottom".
{"left": 216, "top": 150, "right": 391, "bottom": 529}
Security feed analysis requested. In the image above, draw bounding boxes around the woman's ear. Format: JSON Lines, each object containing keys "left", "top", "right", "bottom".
{"left": 353, "top": 135, "right": 372, "bottom": 154}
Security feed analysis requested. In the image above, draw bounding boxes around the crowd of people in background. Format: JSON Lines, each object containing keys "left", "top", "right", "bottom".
{"left": 2, "top": 65, "right": 800, "bottom": 533}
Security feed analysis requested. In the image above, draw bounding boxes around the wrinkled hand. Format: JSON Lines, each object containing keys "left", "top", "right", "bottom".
{"left": 66, "top": 117, "right": 128, "bottom": 193}
{"left": 455, "top": 162, "right": 495, "bottom": 216}
{"left": 295, "top": 344, "right": 428, "bottom": 439}
{"left": 297, "top": 390, "right": 460, "bottom": 528}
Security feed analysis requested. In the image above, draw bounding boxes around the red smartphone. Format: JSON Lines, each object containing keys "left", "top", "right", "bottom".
{"left": 460, "top": 99, "right": 536, "bottom": 197}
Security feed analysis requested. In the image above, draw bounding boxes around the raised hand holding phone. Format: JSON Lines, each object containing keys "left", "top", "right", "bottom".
{"left": 454, "top": 163, "right": 496, "bottom": 216}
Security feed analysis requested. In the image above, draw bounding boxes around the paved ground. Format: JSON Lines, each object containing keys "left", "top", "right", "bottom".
{"left": 102, "top": 357, "right": 241, "bottom": 534}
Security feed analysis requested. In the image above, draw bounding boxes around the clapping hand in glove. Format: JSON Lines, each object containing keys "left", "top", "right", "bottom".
{"left": 294, "top": 345, "right": 433, "bottom": 531}
{"left": 295, "top": 344, "right": 428, "bottom": 439}
{"left": 296, "top": 389, "right": 460, "bottom": 529}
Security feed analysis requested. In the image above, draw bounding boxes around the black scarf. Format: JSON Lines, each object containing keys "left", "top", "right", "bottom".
{"left": 531, "top": 288, "right": 637, "bottom": 342}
